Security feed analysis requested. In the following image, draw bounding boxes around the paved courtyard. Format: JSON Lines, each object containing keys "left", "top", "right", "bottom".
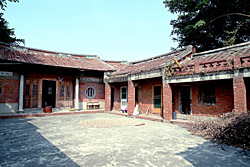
{"left": 0, "top": 113, "right": 249, "bottom": 167}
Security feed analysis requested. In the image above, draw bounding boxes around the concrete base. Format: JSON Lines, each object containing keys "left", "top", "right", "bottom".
{"left": 0, "top": 103, "right": 18, "bottom": 114}
{"left": 79, "top": 101, "right": 105, "bottom": 110}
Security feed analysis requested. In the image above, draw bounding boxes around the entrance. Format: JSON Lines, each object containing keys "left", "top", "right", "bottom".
{"left": 152, "top": 86, "right": 162, "bottom": 114}
{"left": 111, "top": 87, "right": 114, "bottom": 110}
{"left": 120, "top": 86, "right": 127, "bottom": 110}
{"left": 180, "top": 86, "right": 191, "bottom": 114}
{"left": 42, "top": 80, "right": 56, "bottom": 108}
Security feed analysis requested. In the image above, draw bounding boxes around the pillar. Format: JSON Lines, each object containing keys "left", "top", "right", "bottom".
{"left": 233, "top": 77, "right": 247, "bottom": 112}
{"left": 162, "top": 82, "right": 172, "bottom": 120}
{"left": 18, "top": 74, "right": 24, "bottom": 112}
{"left": 128, "top": 80, "right": 135, "bottom": 116}
{"left": 74, "top": 77, "right": 79, "bottom": 110}
{"left": 105, "top": 82, "right": 111, "bottom": 111}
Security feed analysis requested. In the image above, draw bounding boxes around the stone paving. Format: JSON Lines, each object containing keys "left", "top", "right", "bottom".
{"left": 0, "top": 113, "right": 249, "bottom": 167}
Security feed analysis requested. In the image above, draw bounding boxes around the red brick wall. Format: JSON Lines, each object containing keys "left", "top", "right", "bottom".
{"left": 105, "top": 82, "right": 111, "bottom": 111}
{"left": 0, "top": 79, "right": 19, "bottom": 103}
{"left": 79, "top": 83, "right": 105, "bottom": 102}
{"left": 139, "top": 77, "right": 162, "bottom": 114}
{"left": 233, "top": 77, "right": 247, "bottom": 112}
{"left": 191, "top": 80, "right": 234, "bottom": 116}
{"left": 163, "top": 83, "right": 172, "bottom": 120}
{"left": 128, "top": 80, "right": 135, "bottom": 115}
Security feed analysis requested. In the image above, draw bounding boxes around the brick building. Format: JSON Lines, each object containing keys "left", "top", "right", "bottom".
{"left": 105, "top": 42, "right": 250, "bottom": 120}
{"left": 1, "top": 41, "right": 250, "bottom": 119}
{"left": 0, "top": 42, "right": 115, "bottom": 113}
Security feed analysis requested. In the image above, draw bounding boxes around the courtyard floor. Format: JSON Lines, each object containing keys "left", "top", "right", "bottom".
{"left": 0, "top": 113, "right": 249, "bottom": 167}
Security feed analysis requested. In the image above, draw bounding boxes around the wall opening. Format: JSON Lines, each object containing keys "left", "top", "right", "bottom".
{"left": 42, "top": 80, "right": 56, "bottom": 108}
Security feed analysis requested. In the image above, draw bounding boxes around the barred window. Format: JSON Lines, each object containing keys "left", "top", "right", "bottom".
{"left": 199, "top": 85, "right": 216, "bottom": 105}
{"left": 85, "top": 86, "right": 96, "bottom": 99}
{"left": 66, "top": 86, "right": 70, "bottom": 97}
{"left": 25, "top": 85, "right": 30, "bottom": 96}
{"left": 33, "top": 85, "right": 37, "bottom": 96}
{"left": 0, "top": 84, "right": 2, "bottom": 95}
{"left": 60, "top": 86, "right": 64, "bottom": 97}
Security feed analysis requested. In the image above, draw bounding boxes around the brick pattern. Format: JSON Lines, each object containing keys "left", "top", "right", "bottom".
{"left": 79, "top": 83, "right": 105, "bottom": 101}
{"left": 128, "top": 80, "right": 135, "bottom": 116}
{"left": 139, "top": 78, "right": 162, "bottom": 114}
{"left": 163, "top": 83, "right": 172, "bottom": 120}
{"left": 233, "top": 77, "right": 247, "bottom": 112}
{"left": 105, "top": 83, "right": 111, "bottom": 111}
{"left": 0, "top": 79, "right": 19, "bottom": 103}
{"left": 173, "top": 80, "right": 234, "bottom": 116}
{"left": 171, "top": 45, "right": 250, "bottom": 76}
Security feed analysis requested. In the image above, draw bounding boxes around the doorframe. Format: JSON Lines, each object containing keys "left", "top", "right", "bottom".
{"left": 120, "top": 86, "right": 128, "bottom": 110}
{"left": 179, "top": 86, "right": 192, "bottom": 114}
{"left": 42, "top": 80, "right": 57, "bottom": 108}
{"left": 152, "top": 85, "right": 162, "bottom": 114}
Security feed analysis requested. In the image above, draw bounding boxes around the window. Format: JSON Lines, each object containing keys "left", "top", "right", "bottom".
{"left": 135, "top": 86, "right": 138, "bottom": 102}
{"left": 25, "top": 85, "right": 30, "bottom": 96}
{"left": 60, "top": 86, "right": 64, "bottom": 97}
{"left": 33, "top": 85, "right": 37, "bottom": 96}
{"left": 85, "top": 86, "right": 96, "bottom": 98}
{"left": 121, "top": 87, "right": 127, "bottom": 99}
{"left": 66, "top": 86, "right": 70, "bottom": 97}
{"left": 199, "top": 85, "right": 216, "bottom": 105}
{"left": 0, "top": 84, "right": 2, "bottom": 95}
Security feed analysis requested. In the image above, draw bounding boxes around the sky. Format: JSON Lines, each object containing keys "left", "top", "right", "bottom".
{"left": 3, "top": 0, "right": 178, "bottom": 61}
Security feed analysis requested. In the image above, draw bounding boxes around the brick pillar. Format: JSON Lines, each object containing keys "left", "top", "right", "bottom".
{"left": 162, "top": 82, "right": 172, "bottom": 120}
{"left": 105, "top": 82, "right": 111, "bottom": 111}
{"left": 233, "top": 77, "right": 247, "bottom": 112}
{"left": 128, "top": 80, "right": 135, "bottom": 116}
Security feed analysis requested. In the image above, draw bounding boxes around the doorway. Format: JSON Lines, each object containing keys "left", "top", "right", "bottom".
{"left": 120, "top": 86, "right": 127, "bottom": 110}
{"left": 180, "top": 86, "right": 191, "bottom": 114}
{"left": 42, "top": 80, "right": 56, "bottom": 108}
{"left": 111, "top": 87, "right": 114, "bottom": 110}
{"left": 152, "top": 86, "right": 162, "bottom": 114}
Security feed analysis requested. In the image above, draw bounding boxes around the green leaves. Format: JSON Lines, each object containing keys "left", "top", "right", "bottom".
{"left": 194, "top": 20, "right": 206, "bottom": 29}
{"left": 164, "top": 0, "right": 250, "bottom": 52}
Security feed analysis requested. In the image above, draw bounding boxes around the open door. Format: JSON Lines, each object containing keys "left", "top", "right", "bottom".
{"left": 42, "top": 80, "right": 56, "bottom": 108}
{"left": 152, "top": 86, "right": 162, "bottom": 114}
{"left": 180, "top": 86, "right": 191, "bottom": 114}
{"left": 120, "top": 86, "right": 127, "bottom": 110}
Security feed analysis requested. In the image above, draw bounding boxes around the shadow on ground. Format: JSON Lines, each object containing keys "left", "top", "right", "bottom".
{"left": 177, "top": 141, "right": 250, "bottom": 167}
{"left": 0, "top": 118, "right": 79, "bottom": 167}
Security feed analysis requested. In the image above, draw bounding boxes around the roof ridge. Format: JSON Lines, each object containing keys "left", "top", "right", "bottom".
{"left": 130, "top": 46, "right": 190, "bottom": 65}
{"left": 193, "top": 41, "right": 250, "bottom": 57}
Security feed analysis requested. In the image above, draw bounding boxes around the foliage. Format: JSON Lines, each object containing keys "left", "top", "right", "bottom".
{"left": 163, "top": 0, "right": 250, "bottom": 52}
{"left": 0, "top": 0, "right": 24, "bottom": 44}
{"left": 0, "top": 0, "right": 18, "bottom": 11}
{"left": 186, "top": 112, "right": 250, "bottom": 151}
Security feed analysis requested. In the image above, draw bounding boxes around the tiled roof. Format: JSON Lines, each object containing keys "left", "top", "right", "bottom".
{"left": 109, "top": 45, "right": 193, "bottom": 77}
{"left": 0, "top": 44, "right": 114, "bottom": 71}
{"left": 171, "top": 42, "right": 250, "bottom": 76}
{"left": 104, "top": 60, "right": 129, "bottom": 70}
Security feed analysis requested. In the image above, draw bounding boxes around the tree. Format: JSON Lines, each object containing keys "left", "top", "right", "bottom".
{"left": 163, "top": 0, "right": 250, "bottom": 52}
{"left": 0, "top": 0, "right": 24, "bottom": 44}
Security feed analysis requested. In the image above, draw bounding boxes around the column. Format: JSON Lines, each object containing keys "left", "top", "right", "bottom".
{"left": 233, "top": 77, "right": 247, "bottom": 112}
{"left": 74, "top": 77, "right": 79, "bottom": 110}
{"left": 127, "top": 80, "right": 135, "bottom": 116}
{"left": 105, "top": 82, "right": 111, "bottom": 111}
{"left": 18, "top": 74, "right": 24, "bottom": 112}
{"left": 162, "top": 82, "right": 172, "bottom": 120}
